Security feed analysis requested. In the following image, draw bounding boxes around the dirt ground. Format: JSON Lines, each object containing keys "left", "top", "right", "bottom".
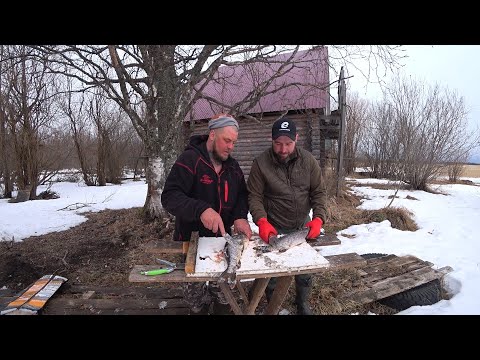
{"left": 0, "top": 208, "right": 180, "bottom": 293}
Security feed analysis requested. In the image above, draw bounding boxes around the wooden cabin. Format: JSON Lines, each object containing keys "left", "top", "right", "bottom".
{"left": 184, "top": 47, "right": 341, "bottom": 178}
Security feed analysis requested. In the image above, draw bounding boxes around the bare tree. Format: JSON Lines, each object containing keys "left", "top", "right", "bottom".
{"left": 1, "top": 46, "right": 60, "bottom": 199}
{"left": 0, "top": 46, "right": 14, "bottom": 198}
{"left": 344, "top": 92, "right": 369, "bottom": 175}
{"left": 30, "top": 45, "right": 404, "bottom": 219}
{"left": 59, "top": 80, "right": 96, "bottom": 186}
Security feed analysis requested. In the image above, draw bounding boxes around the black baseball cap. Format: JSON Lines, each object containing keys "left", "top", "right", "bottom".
{"left": 272, "top": 117, "right": 297, "bottom": 141}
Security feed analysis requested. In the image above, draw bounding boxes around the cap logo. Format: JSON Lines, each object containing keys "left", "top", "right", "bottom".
{"left": 280, "top": 121, "right": 290, "bottom": 130}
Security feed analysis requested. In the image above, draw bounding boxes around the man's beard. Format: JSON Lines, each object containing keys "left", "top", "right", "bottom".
{"left": 273, "top": 150, "right": 289, "bottom": 164}
{"left": 212, "top": 142, "right": 228, "bottom": 163}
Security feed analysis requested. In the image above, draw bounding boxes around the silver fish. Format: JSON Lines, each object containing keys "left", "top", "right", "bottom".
{"left": 218, "top": 233, "right": 246, "bottom": 289}
{"left": 268, "top": 229, "right": 309, "bottom": 252}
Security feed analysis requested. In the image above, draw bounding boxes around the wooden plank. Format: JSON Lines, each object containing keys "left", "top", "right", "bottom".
{"left": 359, "top": 262, "right": 433, "bottom": 286}
{"left": 0, "top": 289, "right": 15, "bottom": 297}
{"left": 361, "top": 254, "right": 397, "bottom": 266}
{"left": 307, "top": 234, "right": 341, "bottom": 247}
{"left": 185, "top": 232, "right": 199, "bottom": 274}
{"left": 437, "top": 266, "right": 454, "bottom": 275}
{"left": 2, "top": 308, "right": 36, "bottom": 315}
{"left": 357, "top": 256, "right": 435, "bottom": 285}
{"left": 0, "top": 296, "right": 16, "bottom": 309}
{"left": 64, "top": 285, "right": 184, "bottom": 298}
{"left": 245, "top": 278, "right": 270, "bottom": 315}
{"left": 324, "top": 253, "right": 367, "bottom": 269}
{"left": 264, "top": 276, "right": 294, "bottom": 315}
{"left": 236, "top": 282, "right": 250, "bottom": 307}
{"left": 362, "top": 255, "right": 425, "bottom": 271}
{"left": 344, "top": 266, "right": 446, "bottom": 305}
{"left": 42, "top": 297, "right": 189, "bottom": 311}
{"left": 218, "top": 282, "right": 243, "bottom": 315}
{"left": 81, "top": 291, "right": 95, "bottom": 300}
{"left": 43, "top": 306, "right": 190, "bottom": 315}
{"left": 144, "top": 240, "right": 183, "bottom": 254}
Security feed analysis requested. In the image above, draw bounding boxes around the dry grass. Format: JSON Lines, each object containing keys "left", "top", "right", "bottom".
{"left": 324, "top": 190, "right": 418, "bottom": 234}
{"left": 348, "top": 181, "right": 412, "bottom": 191}
{"left": 435, "top": 164, "right": 480, "bottom": 179}
{"left": 281, "top": 269, "right": 396, "bottom": 315}
{"left": 454, "top": 164, "right": 480, "bottom": 178}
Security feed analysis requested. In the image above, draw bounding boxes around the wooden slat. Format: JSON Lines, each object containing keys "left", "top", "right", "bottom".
{"left": 144, "top": 240, "right": 183, "bottom": 254}
{"left": 356, "top": 255, "right": 434, "bottom": 285}
{"left": 42, "top": 297, "right": 188, "bottom": 311}
{"left": 218, "top": 282, "right": 243, "bottom": 315}
{"left": 81, "top": 291, "right": 95, "bottom": 300}
{"left": 358, "top": 262, "right": 432, "bottom": 286}
{"left": 437, "top": 266, "right": 454, "bottom": 275}
{"left": 43, "top": 306, "right": 190, "bottom": 315}
{"left": 344, "top": 266, "right": 446, "bottom": 305}
{"left": 264, "top": 276, "right": 294, "bottom": 315}
{"left": 307, "top": 234, "right": 341, "bottom": 247}
{"left": 324, "top": 253, "right": 367, "bottom": 269}
{"left": 236, "top": 282, "right": 250, "bottom": 308}
{"left": 361, "top": 254, "right": 397, "bottom": 267}
{"left": 185, "top": 232, "right": 199, "bottom": 274}
{"left": 63, "top": 285, "right": 184, "bottom": 298}
{"left": 244, "top": 278, "right": 270, "bottom": 315}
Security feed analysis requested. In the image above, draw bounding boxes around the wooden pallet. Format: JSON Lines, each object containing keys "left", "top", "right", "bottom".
{"left": 342, "top": 254, "right": 453, "bottom": 305}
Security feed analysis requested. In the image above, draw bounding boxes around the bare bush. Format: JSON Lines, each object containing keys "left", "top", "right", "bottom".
{"left": 361, "top": 75, "right": 479, "bottom": 191}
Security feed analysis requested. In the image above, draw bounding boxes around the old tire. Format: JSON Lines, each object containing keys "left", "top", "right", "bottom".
{"left": 360, "top": 253, "right": 443, "bottom": 311}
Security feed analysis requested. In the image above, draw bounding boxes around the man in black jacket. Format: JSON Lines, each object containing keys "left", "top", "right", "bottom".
{"left": 161, "top": 113, "right": 252, "bottom": 314}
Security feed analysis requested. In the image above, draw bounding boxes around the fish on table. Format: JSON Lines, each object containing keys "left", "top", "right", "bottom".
{"left": 218, "top": 233, "right": 247, "bottom": 289}
{"left": 254, "top": 228, "right": 317, "bottom": 254}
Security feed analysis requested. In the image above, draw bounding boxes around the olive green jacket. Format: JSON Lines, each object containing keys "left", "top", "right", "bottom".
{"left": 247, "top": 146, "right": 327, "bottom": 230}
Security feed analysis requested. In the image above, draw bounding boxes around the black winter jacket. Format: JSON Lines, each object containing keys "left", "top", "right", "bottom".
{"left": 161, "top": 135, "right": 249, "bottom": 242}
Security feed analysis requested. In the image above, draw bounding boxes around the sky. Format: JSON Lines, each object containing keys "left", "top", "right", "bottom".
{"left": 1, "top": 173, "right": 480, "bottom": 315}
{"left": 344, "top": 45, "right": 480, "bottom": 163}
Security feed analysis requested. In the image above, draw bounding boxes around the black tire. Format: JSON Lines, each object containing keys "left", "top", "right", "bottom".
{"left": 360, "top": 253, "right": 443, "bottom": 311}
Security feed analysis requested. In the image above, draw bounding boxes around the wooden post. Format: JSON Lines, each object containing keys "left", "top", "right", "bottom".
{"left": 184, "top": 232, "right": 198, "bottom": 274}
{"left": 336, "top": 67, "right": 346, "bottom": 197}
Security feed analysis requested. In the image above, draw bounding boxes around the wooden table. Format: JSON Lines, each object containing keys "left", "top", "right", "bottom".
{"left": 129, "top": 252, "right": 366, "bottom": 315}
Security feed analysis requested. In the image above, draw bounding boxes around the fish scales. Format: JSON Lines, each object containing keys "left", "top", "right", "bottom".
{"left": 218, "top": 233, "right": 246, "bottom": 289}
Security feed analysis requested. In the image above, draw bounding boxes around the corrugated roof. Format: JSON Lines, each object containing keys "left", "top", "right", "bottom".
{"left": 188, "top": 47, "right": 329, "bottom": 121}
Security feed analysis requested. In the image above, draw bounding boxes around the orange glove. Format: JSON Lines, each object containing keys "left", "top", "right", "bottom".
{"left": 256, "top": 218, "right": 278, "bottom": 243}
{"left": 306, "top": 217, "right": 323, "bottom": 239}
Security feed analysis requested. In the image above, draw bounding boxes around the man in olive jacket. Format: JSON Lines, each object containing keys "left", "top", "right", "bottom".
{"left": 247, "top": 117, "right": 327, "bottom": 315}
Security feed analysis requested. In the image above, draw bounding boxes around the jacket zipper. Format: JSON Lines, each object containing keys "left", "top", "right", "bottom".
{"left": 224, "top": 180, "right": 229, "bottom": 203}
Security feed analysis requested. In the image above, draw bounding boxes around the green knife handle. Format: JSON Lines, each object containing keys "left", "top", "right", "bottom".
{"left": 142, "top": 269, "right": 170, "bottom": 276}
